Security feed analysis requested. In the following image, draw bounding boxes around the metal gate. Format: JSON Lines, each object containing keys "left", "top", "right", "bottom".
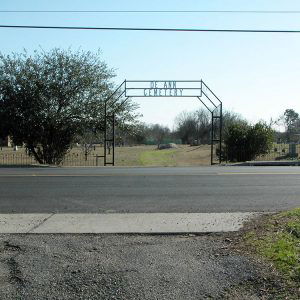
{"left": 104, "top": 80, "right": 222, "bottom": 166}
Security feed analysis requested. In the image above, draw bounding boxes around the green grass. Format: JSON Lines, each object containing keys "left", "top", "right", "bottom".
{"left": 244, "top": 208, "right": 300, "bottom": 282}
{"left": 139, "top": 149, "right": 178, "bottom": 166}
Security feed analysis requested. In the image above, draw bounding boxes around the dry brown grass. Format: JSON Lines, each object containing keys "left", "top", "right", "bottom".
{"left": 115, "top": 144, "right": 211, "bottom": 166}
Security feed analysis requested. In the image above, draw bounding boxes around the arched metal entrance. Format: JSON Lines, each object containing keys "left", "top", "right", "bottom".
{"left": 104, "top": 80, "right": 222, "bottom": 166}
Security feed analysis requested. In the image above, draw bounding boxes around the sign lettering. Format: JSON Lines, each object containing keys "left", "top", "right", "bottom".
{"left": 125, "top": 80, "right": 202, "bottom": 97}
{"left": 144, "top": 81, "right": 183, "bottom": 97}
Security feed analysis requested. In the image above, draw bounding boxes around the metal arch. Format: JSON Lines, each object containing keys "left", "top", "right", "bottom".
{"left": 201, "top": 90, "right": 217, "bottom": 108}
{"left": 197, "top": 96, "right": 212, "bottom": 113}
{"left": 199, "top": 80, "right": 223, "bottom": 164}
{"left": 104, "top": 80, "right": 223, "bottom": 166}
{"left": 201, "top": 80, "right": 222, "bottom": 105}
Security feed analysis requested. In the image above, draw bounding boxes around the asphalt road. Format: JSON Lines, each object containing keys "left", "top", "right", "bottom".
{"left": 0, "top": 233, "right": 267, "bottom": 300}
{"left": 0, "top": 166, "right": 299, "bottom": 213}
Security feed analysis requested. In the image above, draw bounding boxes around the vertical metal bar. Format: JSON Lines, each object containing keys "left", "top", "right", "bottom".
{"left": 219, "top": 103, "right": 223, "bottom": 164}
{"left": 112, "top": 113, "right": 115, "bottom": 166}
{"left": 200, "top": 80, "right": 203, "bottom": 97}
{"left": 211, "top": 112, "right": 214, "bottom": 165}
{"left": 125, "top": 79, "right": 127, "bottom": 97}
{"left": 104, "top": 101, "right": 107, "bottom": 166}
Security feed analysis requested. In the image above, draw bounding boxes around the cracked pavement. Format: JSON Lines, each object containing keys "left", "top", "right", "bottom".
{"left": 0, "top": 233, "right": 265, "bottom": 300}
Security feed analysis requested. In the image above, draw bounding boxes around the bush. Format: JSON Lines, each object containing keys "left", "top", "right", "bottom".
{"left": 224, "top": 122, "right": 274, "bottom": 162}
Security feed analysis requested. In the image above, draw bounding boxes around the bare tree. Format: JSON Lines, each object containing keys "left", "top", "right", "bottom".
{"left": 148, "top": 124, "right": 170, "bottom": 148}
{"left": 175, "top": 109, "right": 210, "bottom": 144}
{"left": 175, "top": 109, "right": 244, "bottom": 145}
{"left": 77, "top": 129, "right": 103, "bottom": 160}
{"left": 276, "top": 109, "right": 300, "bottom": 142}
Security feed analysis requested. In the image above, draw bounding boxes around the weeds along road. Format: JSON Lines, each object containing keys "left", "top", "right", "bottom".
{"left": 0, "top": 166, "right": 299, "bottom": 213}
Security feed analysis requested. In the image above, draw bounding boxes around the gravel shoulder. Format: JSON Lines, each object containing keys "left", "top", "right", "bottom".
{"left": 0, "top": 232, "right": 287, "bottom": 300}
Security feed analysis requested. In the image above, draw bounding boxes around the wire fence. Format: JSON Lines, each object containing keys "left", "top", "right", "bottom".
{"left": 1, "top": 143, "right": 299, "bottom": 166}
{"left": 60, "top": 153, "right": 104, "bottom": 166}
{"left": 0, "top": 147, "right": 105, "bottom": 166}
{"left": 255, "top": 143, "right": 300, "bottom": 161}
{"left": 0, "top": 152, "right": 36, "bottom": 165}
{"left": 221, "top": 143, "right": 300, "bottom": 163}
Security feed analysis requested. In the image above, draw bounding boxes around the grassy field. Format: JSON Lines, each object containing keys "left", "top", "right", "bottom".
{"left": 115, "top": 145, "right": 211, "bottom": 166}
{"left": 1, "top": 142, "right": 298, "bottom": 166}
{"left": 239, "top": 208, "right": 300, "bottom": 298}
{"left": 0, "top": 145, "right": 212, "bottom": 167}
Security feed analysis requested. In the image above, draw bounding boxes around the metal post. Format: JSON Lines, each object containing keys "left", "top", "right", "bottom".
{"left": 125, "top": 79, "right": 127, "bottom": 97}
{"left": 219, "top": 103, "right": 223, "bottom": 164}
{"left": 112, "top": 113, "right": 115, "bottom": 166}
{"left": 211, "top": 112, "right": 214, "bottom": 165}
{"left": 104, "top": 101, "right": 107, "bottom": 166}
{"left": 200, "top": 80, "right": 203, "bottom": 97}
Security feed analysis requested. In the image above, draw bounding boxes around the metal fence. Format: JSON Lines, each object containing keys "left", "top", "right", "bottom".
{"left": 61, "top": 153, "right": 104, "bottom": 166}
{"left": 0, "top": 147, "right": 105, "bottom": 166}
{"left": 1, "top": 143, "right": 298, "bottom": 166}
{"left": 0, "top": 152, "right": 36, "bottom": 165}
{"left": 255, "top": 143, "right": 299, "bottom": 161}
{"left": 221, "top": 143, "right": 300, "bottom": 163}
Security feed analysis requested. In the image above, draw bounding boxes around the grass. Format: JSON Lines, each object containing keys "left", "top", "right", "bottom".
{"left": 243, "top": 208, "right": 300, "bottom": 288}
{"left": 0, "top": 144, "right": 212, "bottom": 166}
{"left": 1, "top": 143, "right": 299, "bottom": 166}
{"left": 115, "top": 145, "right": 211, "bottom": 167}
{"left": 139, "top": 148, "right": 177, "bottom": 166}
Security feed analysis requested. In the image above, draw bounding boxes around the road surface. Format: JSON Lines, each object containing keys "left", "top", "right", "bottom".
{"left": 0, "top": 166, "right": 297, "bottom": 299}
{"left": 0, "top": 166, "right": 299, "bottom": 213}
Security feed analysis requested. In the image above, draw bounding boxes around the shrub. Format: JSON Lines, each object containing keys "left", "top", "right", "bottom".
{"left": 224, "top": 122, "right": 274, "bottom": 162}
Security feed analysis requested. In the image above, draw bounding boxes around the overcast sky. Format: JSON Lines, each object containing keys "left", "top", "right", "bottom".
{"left": 1, "top": 0, "right": 300, "bottom": 129}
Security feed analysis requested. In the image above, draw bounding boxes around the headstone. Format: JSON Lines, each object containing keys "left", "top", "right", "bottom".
{"left": 289, "top": 143, "right": 297, "bottom": 158}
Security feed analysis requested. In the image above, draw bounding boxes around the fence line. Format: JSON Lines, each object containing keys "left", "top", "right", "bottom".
{"left": 1, "top": 143, "right": 299, "bottom": 166}
{"left": 255, "top": 143, "right": 299, "bottom": 161}
{"left": 222, "top": 143, "right": 300, "bottom": 163}
{"left": 0, "top": 147, "right": 106, "bottom": 166}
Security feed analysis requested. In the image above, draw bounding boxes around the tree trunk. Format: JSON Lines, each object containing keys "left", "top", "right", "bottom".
{"left": 28, "top": 145, "right": 44, "bottom": 164}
